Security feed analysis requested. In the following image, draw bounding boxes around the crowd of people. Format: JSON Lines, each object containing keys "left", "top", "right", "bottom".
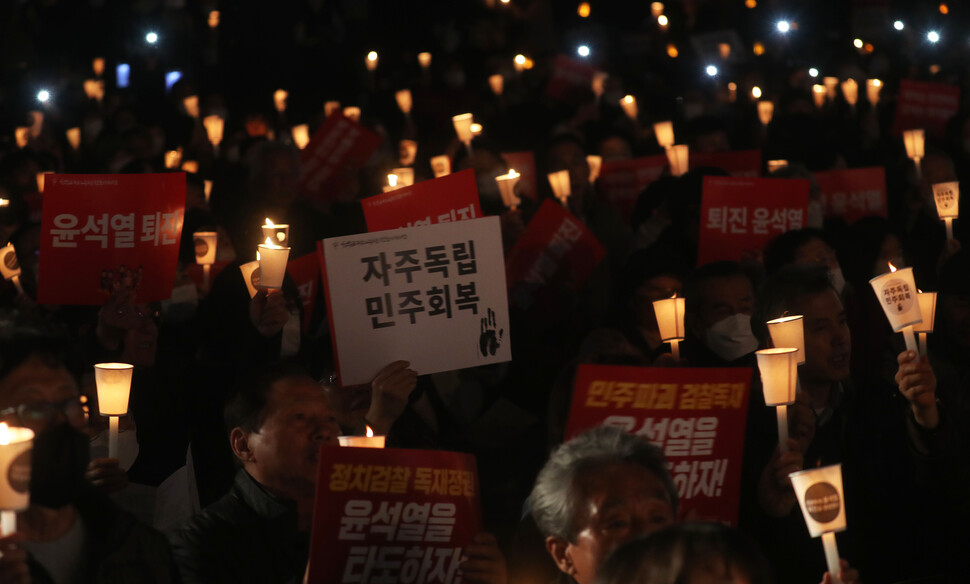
{"left": 1, "top": 0, "right": 970, "bottom": 582}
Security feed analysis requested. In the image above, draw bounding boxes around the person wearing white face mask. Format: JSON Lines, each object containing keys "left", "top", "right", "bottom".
{"left": 682, "top": 261, "right": 759, "bottom": 366}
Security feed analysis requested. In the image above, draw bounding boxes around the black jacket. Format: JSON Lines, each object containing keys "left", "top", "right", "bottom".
{"left": 168, "top": 470, "right": 309, "bottom": 584}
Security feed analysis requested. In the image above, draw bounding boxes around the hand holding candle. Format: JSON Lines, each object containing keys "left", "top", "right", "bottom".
{"left": 652, "top": 294, "right": 685, "bottom": 360}
{"left": 94, "top": 363, "right": 134, "bottom": 459}
{"left": 756, "top": 348, "right": 798, "bottom": 452}
{"left": 869, "top": 263, "right": 922, "bottom": 353}
{"left": 0, "top": 423, "right": 33, "bottom": 536}
{"left": 931, "top": 181, "right": 959, "bottom": 241}
{"left": 789, "top": 464, "right": 848, "bottom": 584}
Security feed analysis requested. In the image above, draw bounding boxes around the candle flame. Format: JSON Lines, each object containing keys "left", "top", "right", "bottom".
{"left": 367, "top": 51, "right": 378, "bottom": 62}
{"left": 263, "top": 237, "right": 279, "bottom": 248}
{"left": 265, "top": 218, "right": 275, "bottom": 227}
{"left": 670, "top": 292, "right": 677, "bottom": 299}
{"left": 366, "top": 425, "right": 374, "bottom": 438}
{"left": 507, "top": 169, "right": 519, "bottom": 179}
{"left": 0, "top": 422, "right": 7, "bottom": 445}
{"left": 889, "top": 261, "right": 897, "bottom": 273}
{"left": 388, "top": 174, "right": 398, "bottom": 187}
{"left": 0, "top": 199, "right": 8, "bottom": 207}
{"left": 623, "top": 95, "right": 635, "bottom": 104}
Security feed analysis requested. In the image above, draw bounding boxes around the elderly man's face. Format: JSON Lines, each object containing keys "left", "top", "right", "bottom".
{"left": 241, "top": 376, "right": 340, "bottom": 497}
{"left": 0, "top": 355, "right": 84, "bottom": 434}
{"left": 547, "top": 462, "right": 675, "bottom": 584}
{"left": 791, "top": 289, "right": 851, "bottom": 383}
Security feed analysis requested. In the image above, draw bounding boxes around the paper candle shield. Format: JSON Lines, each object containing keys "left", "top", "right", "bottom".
{"left": 495, "top": 171, "right": 521, "bottom": 208}
{"left": 767, "top": 160, "right": 789, "bottom": 173}
{"left": 395, "top": 90, "right": 413, "bottom": 114}
{"left": 343, "top": 107, "right": 361, "bottom": 122}
{"left": 757, "top": 101, "right": 774, "bottom": 126}
{"left": 14, "top": 128, "right": 29, "bottom": 149}
{"left": 620, "top": 95, "right": 638, "bottom": 120}
{"left": 193, "top": 232, "right": 218, "bottom": 265}
{"left": 452, "top": 114, "right": 474, "bottom": 144}
{"left": 391, "top": 168, "right": 415, "bottom": 187}
{"left": 66, "top": 127, "right": 81, "bottom": 150}
{"left": 418, "top": 52, "right": 432, "bottom": 68}
{"left": 667, "top": 145, "right": 689, "bottom": 177}
{"left": 489, "top": 74, "right": 504, "bottom": 96}
{"left": 591, "top": 72, "right": 608, "bottom": 97}
{"left": 164, "top": 149, "right": 182, "bottom": 169}
{"left": 931, "top": 182, "right": 959, "bottom": 219}
{"left": 586, "top": 155, "right": 602, "bottom": 183}
{"left": 812, "top": 85, "right": 826, "bottom": 108}
{"left": 92, "top": 57, "right": 106, "bottom": 77}
{"left": 548, "top": 170, "right": 571, "bottom": 204}
{"left": 257, "top": 243, "right": 290, "bottom": 289}
{"left": 869, "top": 266, "right": 923, "bottom": 331}
{"left": 756, "top": 348, "right": 798, "bottom": 406}
{"left": 841, "top": 79, "right": 858, "bottom": 106}
{"left": 183, "top": 96, "right": 200, "bottom": 119}
{"left": 653, "top": 297, "right": 686, "bottom": 342}
{"left": 430, "top": 155, "right": 451, "bottom": 178}
{"left": 913, "top": 292, "right": 937, "bottom": 334}
{"left": 654, "top": 121, "right": 675, "bottom": 149}
{"left": 399, "top": 140, "right": 418, "bottom": 166}
{"left": 292, "top": 125, "right": 310, "bottom": 150}
{"left": 0, "top": 243, "right": 21, "bottom": 281}
{"left": 324, "top": 101, "right": 341, "bottom": 117}
{"left": 823, "top": 77, "right": 838, "bottom": 100}
{"left": 95, "top": 363, "right": 134, "bottom": 416}
{"left": 0, "top": 426, "right": 33, "bottom": 512}
{"left": 866, "top": 79, "right": 882, "bottom": 105}
{"left": 203, "top": 115, "right": 224, "bottom": 147}
{"left": 903, "top": 130, "right": 925, "bottom": 160}
{"left": 767, "top": 315, "right": 805, "bottom": 364}
{"left": 274, "top": 90, "right": 288, "bottom": 113}
{"left": 790, "top": 464, "right": 847, "bottom": 538}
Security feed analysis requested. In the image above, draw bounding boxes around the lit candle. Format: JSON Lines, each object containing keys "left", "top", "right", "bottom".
{"left": 92, "top": 57, "right": 106, "bottom": 77}
{"left": 181, "top": 160, "right": 199, "bottom": 174}
{"left": 84, "top": 80, "right": 105, "bottom": 102}
{"left": 789, "top": 464, "right": 847, "bottom": 584}
{"left": 756, "top": 348, "right": 798, "bottom": 452}
{"left": 0, "top": 422, "right": 33, "bottom": 536}
{"left": 257, "top": 237, "right": 291, "bottom": 290}
{"left": 208, "top": 10, "right": 220, "bottom": 28}
{"left": 36, "top": 172, "right": 51, "bottom": 194}
{"left": 418, "top": 52, "right": 432, "bottom": 69}
{"left": 767, "top": 313, "right": 805, "bottom": 401}
{"left": 399, "top": 140, "right": 418, "bottom": 166}
{"left": 193, "top": 231, "right": 218, "bottom": 292}
{"left": 14, "top": 127, "right": 29, "bottom": 149}
{"left": 812, "top": 84, "right": 826, "bottom": 109}
{"left": 203, "top": 115, "right": 224, "bottom": 149}
{"left": 470, "top": 123, "right": 483, "bottom": 136}
{"left": 652, "top": 294, "right": 685, "bottom": 360}
{"left": 650, "top": 2, "right": 664, "bottom": 17}
{"left": 869, "top": 262, "right": 922, "bottom": 353}
{"left": 452, "top": 113, "right": 475, "bottom": 152}
{"left": 767, "top": 160, "right": 789, "bottom": 173}
{"left": 262, "top": 218, "right": 290, "bottom": 248}
{"left": 391, "top": 168, "right": 415, "bottom": 187}
{"left": 0, "top": 243, "right": 24, "bottom": 295}
{"left": 343, "top": 107, "right": 361, "bottom": 122}
{"left": 866, "top": 79, "right": 882, "bottom": 105}
{"left": 384, "top": 174, "right": 399, "bottom": 193}
{"left": 654, "top": 121, "right": 675, "bottom": 149}
{"left": 430, "top": 155, "right": 451, "bottom": 178}
{"left": 841, "top": 79, "right": 858, "bottom": 107}
{"left": 930, "top": 181, "right": 959, "bottom": 241}
{"left": 365, "top": 51, "right": 379, "bottom": 71}
{"left": 823, "top": 77, "right": 839, "bottom": 101}
{"left": 914, "top": 290, "right": 937, "bottom": 357}
{"left": 666, "top": 144, "right": 689, "bottom": 177}
{"left": 203, "top": 179, "right": 212, "bottom": 204}
{"left": 489, "top": 74, "right": 504, "bottom": 96}
{"left": 274, "top": 90, "right": 288, "bottom": 113}
{"left": 338, "top": 425, "right": 386, "bottom": 448}
{"left": 547, "top": 170, "right": 571, "bottom": 206}
{"left": 620, "top": 95, "right": 638, "bottom": 121}
{"left": 164, "top": 149, "right": 182, "bottom": 169}
{"left": 591, "top": 72, "right": 608, "bottom": 100}
{"left": 513, "top": 54, "right": 526, "bottom": 73}
{"left": 495, "top": 169, "right": 521, "bottom": 210}
{"left": 292, "top": 124, "right": 310, "bottom": 150}
{"left": 757, "top": 100, "right": 775, "bottom": 126}
{"left": 94, "top": 363, "right": 134, "bottom": 459}
{"left": 183, "top": 95, "right": 200, "bottom": 119}
{"left": 395, "top": 89, "right": 413, "bottom": 115}
{"left": 903, "top": 129, "right": 925, "bottom": 181}
{"left": 66, "top": 127, "right": 81, "bottom": 150}
{"left": 324, "top": 101, "right": 341, "bottom": 118}
{"left": 586, "top": 155, "right": 602, "bottom": 184}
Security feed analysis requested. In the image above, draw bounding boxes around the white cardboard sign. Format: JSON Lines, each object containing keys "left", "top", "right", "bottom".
{"left": 322, "top": 216, "right": 511, "bottom": 385}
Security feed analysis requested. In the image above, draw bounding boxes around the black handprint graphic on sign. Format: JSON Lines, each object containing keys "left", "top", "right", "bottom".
{"left": 479, "top": 308, "right": 504, "bottom": 357}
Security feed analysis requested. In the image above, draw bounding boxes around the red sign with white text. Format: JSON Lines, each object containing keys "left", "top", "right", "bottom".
{"left": 506, "top": 199, "right": 605, "bottom": 317}
{"left": 500, "top": 152, "right": 538, "bottom": 200}
{"left": 301, "top": 114, "right": 382, "bottom": 201}
{"left": 690, "top": 149, "right": 761, "bottom": 178}
{"left": 286, "top": 252, "right": 320, "bottom": 333}
{"left": 565, "top": 365, "right": 751, "bottom": 525}
{"left": 598, "top": 155, "right": 668, "bottom": 222}
{"left": 892, "top": 79, "right": 960, "bottom": 138}
{"left": 39, "top": 173, "right": 185, "bottom": 305}
{"left": 362, "top": 169, "right": 482, "bottom": 231}
{"left": 698, "top": 176, "right": 809, "bottom": 265}
{"left": 307, "top": 447, "right": 482, "bottom": 584}
{"left": 813, "top": 167, "right": 887, "bottom": 223}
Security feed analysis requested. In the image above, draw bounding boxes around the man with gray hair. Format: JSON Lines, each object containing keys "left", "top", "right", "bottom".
{"left": 529, "top": 426, "right": 678, "bottom": 584}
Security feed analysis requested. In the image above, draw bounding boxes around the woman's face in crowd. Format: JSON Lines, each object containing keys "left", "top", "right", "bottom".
{"left": 553, "top": 462, "right": 675, "bottom": 584}
{"left": 792, "top": 288, "right": 851, "bottom": 383}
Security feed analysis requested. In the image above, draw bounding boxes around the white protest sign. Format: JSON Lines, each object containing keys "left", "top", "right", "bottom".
{"left": 322, "top": 216, "right": 511, "bottom": 385}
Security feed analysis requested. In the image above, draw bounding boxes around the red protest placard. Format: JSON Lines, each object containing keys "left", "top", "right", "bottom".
{"left": 300, "top": 113, "right": 382, "bottom": 201}
{"left": 697, "top": 176, "right": 809, "bottom": 265}
{"left": 689, "top": 149, "right": 761, "bottom": 178}
{"left": 892, "top": 79, "right": 960, "bottom": 138}
{"left": 38, "top": 173, "right": 185, "bottom": 305}
{"left": 545, "top": 55, "right": 597, "bottom": 102}
{"left": 565, "top": 365, "right": 751, "bottom": 525}
{"left": 506, "top": 199, "right": 606, "bottom": 316}
{"left": 813, "top": 167, "right": 887, "bottom": 223}
{"left": 286, "top": 252, "right": 320, "bottom": 333}
{"left": 598, "top": 154, "right": 668, "bottom": 222}
{"left": 307, "top": 447, "right": 482, "bottom": 584}
{"left": 500, "top": 152, "right": 538, "bottom": 200}
{"left": 362, "top": 169, "right": 482, "bottom": 231}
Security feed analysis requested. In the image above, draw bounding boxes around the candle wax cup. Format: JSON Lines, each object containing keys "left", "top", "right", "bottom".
{"left": 790, "top": 464, "right": 847, "bottom": 538}
{"left": 868, "top": 267, "right": 923, "bottom": 331}
{"left": 257, "top": 245, "right": 291, "bottom": 289}
{"left": 0, "top": 427, "right": 33, "bottom": 512}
